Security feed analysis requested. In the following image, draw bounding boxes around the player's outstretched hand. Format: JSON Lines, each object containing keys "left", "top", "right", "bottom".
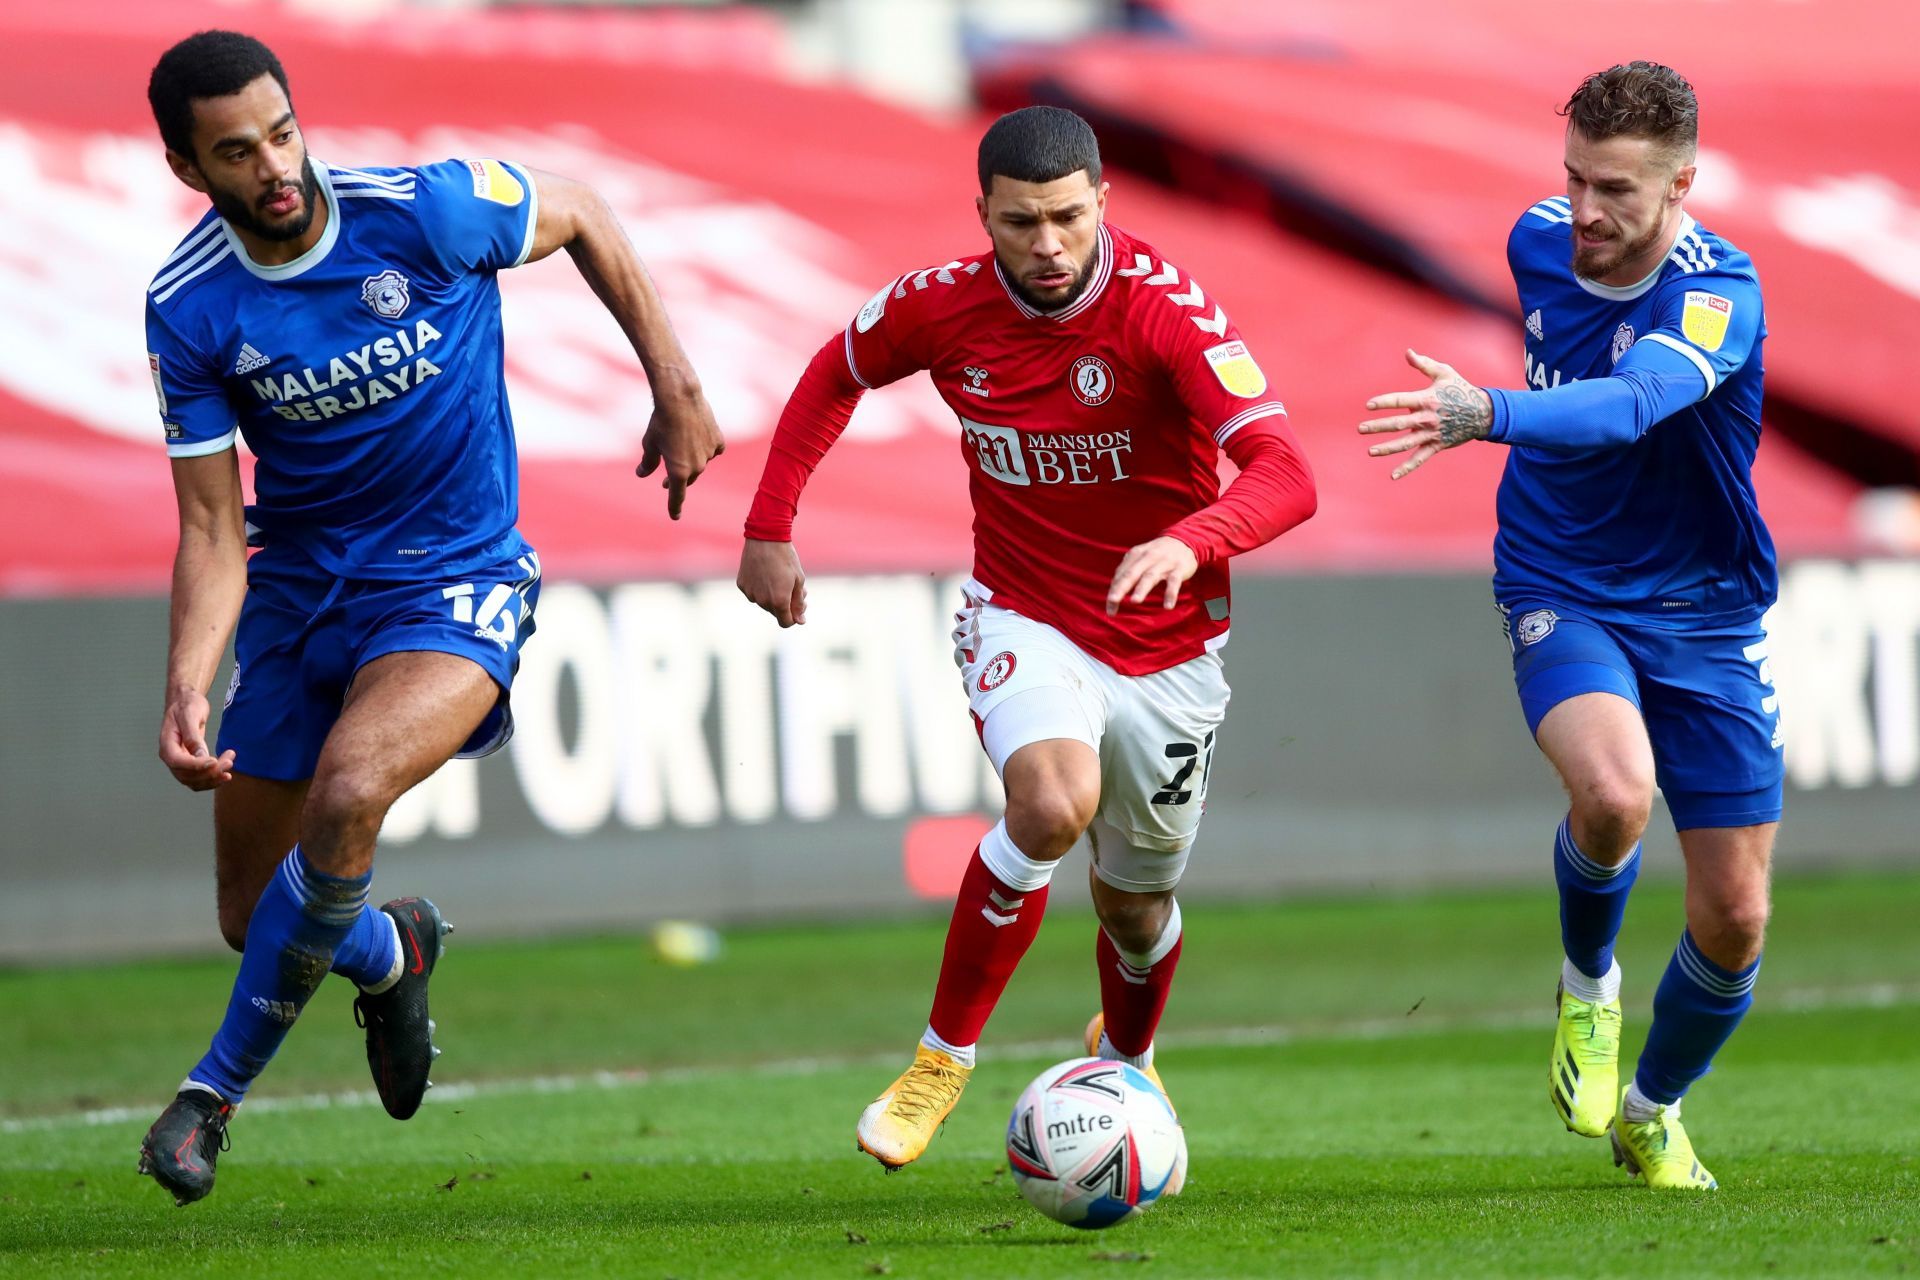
{"left": 637, "top": 386, "right": 725, "bottom": 520}
{"left": 158, "top": 686, "right": 235, "bottom": 791}
{"left": 737, "top": 537, "right": 808, "bottom": 628}
{"left": 1359, "top": 348, "right": 1494, "bottom": 480}
{"left": 1107, "top": 536, "right": 1200, "bottom": 616}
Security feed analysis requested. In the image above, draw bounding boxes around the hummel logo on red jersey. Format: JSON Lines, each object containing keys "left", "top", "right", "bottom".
{"left": 1189, "top": 306, "right": 1229, "bottom": 336}
{"left": 234, "top": 343, "right": 271, "bottom": 375}
{"left": 895, "top": 260, "right": 983, "bottom": 298}
{"left": 1117, "top": 253, "right": 1178, "bottom": 286}
{"left": 962, "top": 366, "right": 990, "bottom": 398}
{"left": 1118, "top": 253, "right": 1230, "bottom": 334}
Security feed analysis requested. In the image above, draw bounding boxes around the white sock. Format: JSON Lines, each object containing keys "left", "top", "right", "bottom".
{"left": 1096, "top": 1030, "right": 1154, "bottom": 1070}
{"left": 179, "top": 1077, "right": 229, "bottom": 1104}
{"left": 1562, "top": 955, "right": 1621, "bottom": 1005}
{"left": 359, "top": 916, "right": 405, "bottom": 995}
{"left": 1621, "top": 1079, "right": 1672, "bottom": 1122}
{"left": 920, "top": 1024, "right": 976, "bottom": 1070}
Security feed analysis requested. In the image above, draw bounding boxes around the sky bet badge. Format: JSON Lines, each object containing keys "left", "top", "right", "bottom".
{"left": 1203, "top": 340, "right": 1267, "bottom": 397}
{"left": 466, "top": 158, "right": 525, "bottom": 207}
{"left": 1681, "top": 290, "right": 1733, "bottom": 352}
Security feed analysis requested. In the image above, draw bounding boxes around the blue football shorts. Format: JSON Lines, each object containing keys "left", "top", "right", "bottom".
{"left": 1500, "top": 598, "right": 1784, "bottom": 830}
{"left": 216, "top": 544, "right": 543, "bottom": 782}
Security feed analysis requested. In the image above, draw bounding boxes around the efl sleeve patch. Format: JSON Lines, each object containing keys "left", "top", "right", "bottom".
{"left": 465, "top": 158, "right": 526, "bottom": 207}
{"left": 1202, "top": 340, "right": 1268, "bottom": 398}
{"left": 148, "top": 352, "right": 168, "bottom": 415}
{"left": 855, "top": 281, "right": 891, "bottom": 333}
{"left": 1681, "top": 289, "right": 1734, "bottom": 352}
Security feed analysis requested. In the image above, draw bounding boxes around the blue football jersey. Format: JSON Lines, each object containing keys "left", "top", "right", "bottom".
{"left": 144, "top": 157, "right": 539, "bottom": 579}
{"left": 1490, "top": 198, "right": 1776, "bottom": 623}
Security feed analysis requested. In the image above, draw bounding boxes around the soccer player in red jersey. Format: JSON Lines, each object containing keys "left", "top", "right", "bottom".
{"left": 737, "top": 107, "right": 1317, "bottom": 1173}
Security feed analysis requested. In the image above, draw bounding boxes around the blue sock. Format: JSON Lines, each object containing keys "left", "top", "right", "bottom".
{"left": 1634, "top": 929, "right": 1761, "bottom": 1105}
{"left": 188, "top": 847, "right": 370, "bottom": 1102}
{"left": 331, "top": 902, "right": 401, "bottom": 990}
{"left": 1553, "top": 815, "right": 1639, "bottom": 979}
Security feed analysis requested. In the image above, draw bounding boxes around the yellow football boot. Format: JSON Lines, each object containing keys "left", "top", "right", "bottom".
{"left": 854, "top": 1045, "right": 971, "bottom": 1169}
{"left": 1611, "top": 1100, "right": 1718, "bottom": 1190}
{"left": 1086, "top": 1012, "right": 1187, "bottom": 1196}
{"left": 1084, "top": 1013, "right": 1172, "bottom": 1107}
{"left": 1550, "top": 982, "right": 1622, "bottom": 1137}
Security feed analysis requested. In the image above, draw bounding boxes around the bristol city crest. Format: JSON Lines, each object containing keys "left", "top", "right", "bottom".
{"left": 978, "top": 651, "right": 1018, "bottom": 692}
{"left": 1070, "top": 355, "right": 1114, "bottom": 406}
{"left": 361, "top": 270, "right": 411, "bottom": 319}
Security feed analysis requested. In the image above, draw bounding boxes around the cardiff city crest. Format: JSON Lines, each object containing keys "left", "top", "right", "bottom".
{"left": 1516, "top": 609, "right": 1560, "bottom": 646}
{"left": 361, "top": 270, "right": 411, "bottom": 319}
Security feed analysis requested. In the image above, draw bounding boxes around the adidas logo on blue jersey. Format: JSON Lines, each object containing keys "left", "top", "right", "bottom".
{"left": 234, "top": 343, "right": 271, "bottom": 375}
{"left": 1526, "top": 309, "right": 1544, "bottom": 340}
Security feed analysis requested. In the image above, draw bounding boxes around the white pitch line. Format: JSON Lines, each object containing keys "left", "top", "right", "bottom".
{"left": 2, "top": 981, "right": 1911, "bottom": 1137}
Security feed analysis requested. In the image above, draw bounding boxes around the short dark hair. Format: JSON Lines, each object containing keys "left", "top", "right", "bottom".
{"left": 977, "top": 106, "right": 1101, "bottom": 195}
{"left": 1559, "top": 61, "right": 1697, "bottom": 165}
{"left": 148, "top": 30, "right": 293, "bottom": 159}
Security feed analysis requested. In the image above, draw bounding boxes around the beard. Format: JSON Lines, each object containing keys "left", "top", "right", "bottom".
{"left": 1001, "top": 240, "right": 1101, "bottom": 313}
{"left": 1572, "top": 216, "right": 1665, "bottom": 281}
{"left": 208, "top": 155, "right": 321, "bottom": 242}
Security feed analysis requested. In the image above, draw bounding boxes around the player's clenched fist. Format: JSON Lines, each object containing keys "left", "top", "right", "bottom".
{"left": 1106, "top": 536, "right": 1200, "bottom": 615}
{"left": 158, "top": 686, "right": 235, "bottom": 791}
{"left": 737, "top": 537, "right": 809, "bottom": 628}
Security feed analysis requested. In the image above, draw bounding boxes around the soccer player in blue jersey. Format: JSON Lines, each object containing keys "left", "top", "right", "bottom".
{"left": 1360, "top": 63, "right": 1778, "bottom": 1189}
{"left": 135, "top": 31, "right": 723, "bottom": 1204}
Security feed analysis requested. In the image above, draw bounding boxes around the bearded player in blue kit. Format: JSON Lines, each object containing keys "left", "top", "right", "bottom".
{"left": 1360, "top": 63, "right": 1779, "bottom": 1189}
{"left": 136, "top": 31, "right": 723, "bottom": 1204}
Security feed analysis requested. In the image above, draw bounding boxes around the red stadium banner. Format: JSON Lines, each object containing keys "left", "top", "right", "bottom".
{"left": 0, "top": 16, "right": 1862, "bottom": 595}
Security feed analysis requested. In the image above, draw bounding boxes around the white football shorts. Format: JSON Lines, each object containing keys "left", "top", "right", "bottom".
{"left": 952, "top": 582, "right": 1229, "bottom": 893}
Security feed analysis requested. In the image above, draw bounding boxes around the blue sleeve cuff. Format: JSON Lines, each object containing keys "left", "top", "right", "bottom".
{"left": 1486, "top": 388, "right": 1515, "bottom": 444}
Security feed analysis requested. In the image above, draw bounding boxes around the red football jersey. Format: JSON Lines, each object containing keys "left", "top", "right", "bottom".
{"left": 843, "top": 223, "right": 1293, "bottom": 675}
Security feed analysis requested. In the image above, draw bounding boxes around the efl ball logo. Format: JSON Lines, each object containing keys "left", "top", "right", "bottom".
{"left": 979, "top": 651, "right": 1017, "bottom": 692}
{"left": 1070, "top": 356, "right": 1114, "bottom": 406}
{"left": 361, "top": 270, "right": 412, "bottom": 319}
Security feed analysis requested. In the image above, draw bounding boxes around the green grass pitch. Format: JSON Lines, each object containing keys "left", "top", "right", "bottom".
{"left": 3, "top": 870, "right": 1917, "bottom": 1278}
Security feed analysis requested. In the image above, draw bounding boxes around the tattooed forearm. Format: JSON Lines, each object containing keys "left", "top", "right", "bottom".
{"left": 1433, "top": 381, "right": 1492, "bottom": 447}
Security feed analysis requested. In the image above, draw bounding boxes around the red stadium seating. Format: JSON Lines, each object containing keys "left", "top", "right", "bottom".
{"left": 0, "top": 9, "right": 1866, "bottom": 594}
{"left": 977, "top": 6, "right": 1920, "bottom": 488}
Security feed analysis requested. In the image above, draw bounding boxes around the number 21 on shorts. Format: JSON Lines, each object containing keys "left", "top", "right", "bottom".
{"left": 1152, "top": 730, "right": 1216, "bottom": 806}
